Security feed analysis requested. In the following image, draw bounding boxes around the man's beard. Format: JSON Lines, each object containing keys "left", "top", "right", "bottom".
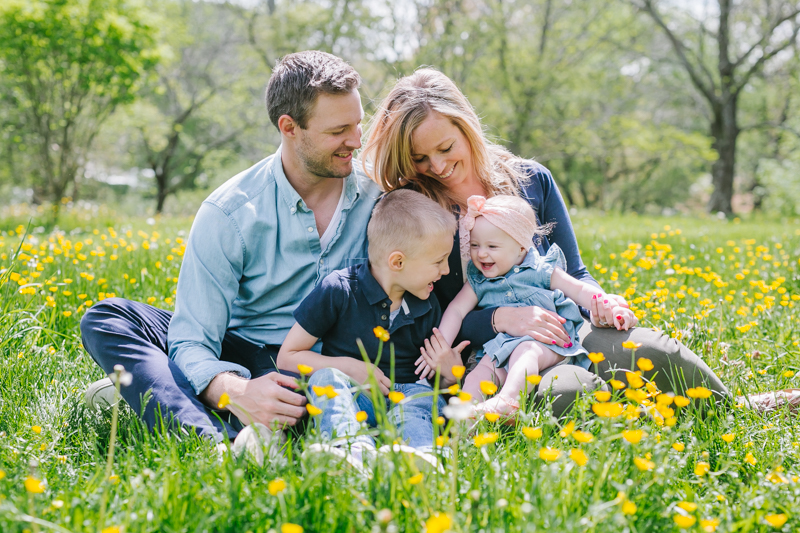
{"left": 297, "top": 133, "right": 351, "bottom": 179}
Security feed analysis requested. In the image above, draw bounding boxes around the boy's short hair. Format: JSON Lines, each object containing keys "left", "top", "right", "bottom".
{"left": 266, "top": 50, "right": 361, "bottom": 129}
{"left": 368, "top": 189, "right": 456, "bottom": 264}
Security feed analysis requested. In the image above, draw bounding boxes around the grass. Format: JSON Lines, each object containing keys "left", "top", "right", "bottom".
{"left": 0, "top": 202, "right": 799, "bottom": 532}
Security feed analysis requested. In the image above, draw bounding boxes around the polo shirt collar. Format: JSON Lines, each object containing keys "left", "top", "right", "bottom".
{"left": 271, "top": 144, "right": 362, "bottom": 212}
{"left": 357, "top": 263, "right": 432, "bottom": 318}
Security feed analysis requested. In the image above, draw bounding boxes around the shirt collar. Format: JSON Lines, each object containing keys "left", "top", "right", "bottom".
{"left": 271, "top": 145, "right": 362, "bottom": 212}
{"left": 356, "top": 263, "right": 432, "bottom": 318}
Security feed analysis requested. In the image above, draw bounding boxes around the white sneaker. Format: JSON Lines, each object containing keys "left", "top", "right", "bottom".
{"left": 304, "top": 443, "right": 372, "bottom": 478}
{"left": 230, "top": 423, "right": 286, "bottom": 467}
{"left": 378, "top": 443, "right": 444, "bottom": 474}
{"left": 84, "top": 377, "right": 120, "bottom": 411}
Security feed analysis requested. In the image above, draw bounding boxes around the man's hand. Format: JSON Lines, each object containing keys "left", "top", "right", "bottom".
{"left": 201, "top": 372, "right": 307, "bottom": 429}
{"left": 415, "top": 328, "right": 470, "bottom": 386}
{"left": 343, "top": 359, "right": 392, "bottom": 396}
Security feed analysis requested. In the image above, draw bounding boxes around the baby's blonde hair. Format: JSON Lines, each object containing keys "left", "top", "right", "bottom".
{"left": 368, "top": 189, "right": 456, "bottom": 265}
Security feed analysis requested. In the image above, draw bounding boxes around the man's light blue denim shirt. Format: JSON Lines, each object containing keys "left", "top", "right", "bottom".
{"left": 167, "top": 147, "right": 382, "bottom": 395}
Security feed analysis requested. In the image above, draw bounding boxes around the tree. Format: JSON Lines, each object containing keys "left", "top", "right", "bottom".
{"left": 0, "top": 0, "right": 159, "bottom": 217}
{"left": 632, "top": 0, "right": 800, "bottom": 215}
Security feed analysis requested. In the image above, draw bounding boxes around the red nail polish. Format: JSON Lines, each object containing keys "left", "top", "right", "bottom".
{"left": 604, "top": 299, "right": 608, "bottom": 304}
{"left": 552, "top": 340, "right": 557, "bottom": 345}
{"left": 593, "top": 294, "right": 597, "bottom": 299}
{"left": 616, "top": 315, "right": 622, "bottom": 320}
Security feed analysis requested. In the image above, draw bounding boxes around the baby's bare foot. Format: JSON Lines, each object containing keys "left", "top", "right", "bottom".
{"left": 475, "top": 396, "right": 520, "bottom": 416}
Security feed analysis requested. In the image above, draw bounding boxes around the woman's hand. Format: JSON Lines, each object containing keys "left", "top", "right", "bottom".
{"left": 493, "top": 306, "right": 572, "bottom": 347}
{"left": 612, "top": 306, "right": 638, "bottom": 331}
{"left": 590, "top": 293, "right": 631, "bottom": 328}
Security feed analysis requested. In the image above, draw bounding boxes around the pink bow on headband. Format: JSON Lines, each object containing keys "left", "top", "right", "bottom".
{"left": 459, "top": 195, "right": 536, "bottom": 261}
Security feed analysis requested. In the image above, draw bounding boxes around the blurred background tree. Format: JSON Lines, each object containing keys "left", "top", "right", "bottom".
{"left": 1, "top": 0, "right": 799, "bottom": 217}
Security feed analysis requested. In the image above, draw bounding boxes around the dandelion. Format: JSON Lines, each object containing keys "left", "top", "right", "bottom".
{"left": 594, "top": 390, "right": 611, "bottom": 402}
{"left": 297, "top": 364, "right": 313, "bottom": 376}
{"left": 674, "top": 515, "right": 697, "bottom": 528}
{"left": 573, "top": 431, "right": 594, "bottom": 443}
{"left": 694, "top": 462, "right": 710, "bottom": 476}
{"left": 633, "top": 457, "right": 655, "bottom": 471}
{"left": 388, "top": 391, "right": 405, "bottom": 403}
{"left": 672, "top": 442, "right": 686, "bottom": 452}
{"left": 484, "top": 413, "right": 500, "bottom": 423}
{"left": 569, "top": 448, "right": 588, "bottom": 466}
{"left": 479, "top": 381, "right": 498, "bottom": 395}
{"left": 539, "top": 447, "right": 561, "bottom": 461}
{"left": 373, "top": 326, "right": 390, "bottom": 342}
{"left": 764, "top": 514, "right": 788, "bottom": 528}
{"left": 526, "top": 374, "right": 542, "bottom": 385}
{"left": 700, "top": 518, "right": 720, "bottom": 532}
{"left": 622, "top": 500, "right": 637, "bottom": 515}
{"left": 451, "top": 365, "right": 465, "bottom": 379}
{"left": 588, "top": 352, "right": 605, "bottom": 364}
{"left": 217, "top": 392, "right": 230, "bottom": 409}
{"left": 721, "top": 433, "right": 735, "bottom": 443}
{"left": 408, "top": 473, "right": 423, "bottom": 485}
{"left": 25, "top": 476, "right": 46, "bottom": 493}
{"left": 356, "top": 411, "right": 368, "bottom": 423}
{"left": 268, "top": 478, "right": 287, "bottom": 495}
{"left": 636, "top": 358, "right": 654, "bottom": 371}
{"left": 622, "top": 340, "right": 642, "bottom": 350}
{"left": 686, "top": 387, "right": 712, "bottom": 399}
{"left": 592, "top": 402, "right": 624, "bottom": 418}
{"left": 281, "top": 524, "right": 304, "bottom": 533}
{"left": 307, "top": 404, "right": 323, "bottom": 416}
{"left": 522, "top": 427, "right": 543, "bottom": 440}
{"left": 425, "top": 513, "right": 452, "bottom": 533}
{"left": 474, "top": 432, "right": 498, "bottom": 447}
{"left": 622, "top": 430, "right": 645, "bottom": 444}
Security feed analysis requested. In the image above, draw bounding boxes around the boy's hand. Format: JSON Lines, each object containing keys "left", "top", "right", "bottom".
{"left": 611, "top": 306, "right": 638, "bottom": 331}
{"left": 345, "top": 359, "right": 392, "bottom": 396}
{"left": 415, "top": 328, "right": 469, "bottom": 386}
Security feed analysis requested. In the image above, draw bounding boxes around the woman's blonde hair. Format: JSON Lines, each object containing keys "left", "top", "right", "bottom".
{"left": 362, "top": 68, "right": 529, "bottom": 210}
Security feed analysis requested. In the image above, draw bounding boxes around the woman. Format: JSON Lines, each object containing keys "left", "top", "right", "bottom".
{"left": 361, "top": 68, "right": 730, "bottom": 416}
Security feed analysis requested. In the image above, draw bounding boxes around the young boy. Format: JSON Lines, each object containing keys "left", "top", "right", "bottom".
{"left": 277, "top": 189, "right": 468, "bottom": 465}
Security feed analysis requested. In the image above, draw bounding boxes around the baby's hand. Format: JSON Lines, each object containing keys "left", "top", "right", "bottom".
{"left": 612, "top": 306, "right": 638, "bottom": 331}
{"left": 415, "top": 328, "right": 469, "bottom": 386}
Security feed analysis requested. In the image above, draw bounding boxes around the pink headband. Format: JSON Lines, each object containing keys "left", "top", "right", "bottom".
{"left": 459, "top": 195, "right": 536, "bottom": 260}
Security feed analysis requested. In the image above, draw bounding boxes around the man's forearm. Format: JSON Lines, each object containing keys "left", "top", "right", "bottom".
{"left": 199, "top": 371, "right": 249, "bottom": 411}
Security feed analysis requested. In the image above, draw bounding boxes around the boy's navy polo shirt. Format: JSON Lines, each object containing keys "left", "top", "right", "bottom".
{"left": 293, "top": 262, "right": 441, "bottom": 384}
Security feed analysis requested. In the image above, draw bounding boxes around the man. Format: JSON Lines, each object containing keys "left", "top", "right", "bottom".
{"left": 80, "top": 51, "right": 382, "bottom": 445}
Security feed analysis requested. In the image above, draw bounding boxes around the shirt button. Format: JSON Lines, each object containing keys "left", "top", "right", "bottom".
{"left": 320, "top": 259, "right": 324, "bottom": 265}
{"left": 514, "top": 267, "right": 520, "bottom": 273}
{"left": 307, "top": 227, "right": 314, "bottom": 233}
{"left": 382, "top": 303, "right": 387, "bottom": 308}
{"left": 506, "top": 291, "right": 512, "bottom": 297}
{"left": 290, "top": 207, "right": 296, "bottom": 214}
{"left": 381, "top": 314, "right": 387, "bottom": 321}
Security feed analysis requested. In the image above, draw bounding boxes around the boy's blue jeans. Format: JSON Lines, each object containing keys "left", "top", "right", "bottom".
{"left": 308, "top": 368, "right": 445, "bottom": 453}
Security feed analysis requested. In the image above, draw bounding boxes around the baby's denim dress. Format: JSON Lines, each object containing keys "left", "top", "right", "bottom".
{"left": 467, "top": 244, "right": 590, "bottom": 370}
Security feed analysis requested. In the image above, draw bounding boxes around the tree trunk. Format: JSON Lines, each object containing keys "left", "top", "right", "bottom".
{"left": 155, "top": 171, "right": 168, "bottom": 214}
{"left": 708, "top": 97, "right": 738, "bottom": 216}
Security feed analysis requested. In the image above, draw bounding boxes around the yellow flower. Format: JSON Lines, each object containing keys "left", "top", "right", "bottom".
{"left": 373, "top": 326, "right": 390, "bottom": 342}
{"left": 588, "top": 352, "right": 605, "bottom": 364}
{"left": 474, "top": 432, "right": 499, "bottom": 447}
{"left": 32, "top": 425, "right": 42, "bottom": 434}
{"left": 678, "top": 501, "right": 698, "bottom": 512}
{"left": 721, "top": 433, "right": 735, "bottom": 443}
{"left": 694, "top": 462, "right": 710, "bottom": 476}
{"left": 592, "top": 402, "right": 624, "bottom": 418}
{"left": 484, "top": 413, "right": 500, "bottom": 423}
{"left": 447, "top": 384, "right": 460, "bottom": 395}
{"left": 744, "top": 452, "right": 757, "bottom": 466}
{"left": 268, "top": 478, "right": 287, "bottom": 496}
{"left": 388, "top": 391, "right": 405, "bottom": 403}
{"left": 451, "top": 365, "right": 465, "bottom": 379}
{"left": 764, "top": 514, "right": 788, "bottom": 528}
{"left": 673, "top": 395, "right": 691, "bottom": 407}
{"left": 101, "top": 527, "right": 120, "bottom": 533}
{"left": 436, "top": 435, "right": 449, "bottom": 446}
{"left": 458, "top": 392, "right": 472, "bottom": 402}
{"left": 622, "top": 340, "right": 642, "bottom": 350}
{"left": 672, "top": 442, "right": 685, "bottom": 452}
{"left": 622, "top": 500, "right": 637, "bottom": 515}
{"left": 609, "top": 379, "right": 626, "bottom": 390}
{"left": 656, "top": 393, "right": 674, "bottom": 405}
{"left": 522, "top": 427, "right": 543, "bottom": 440}
{"left": 408, "top": 473, "right": 424, "bottom": 485}
{"left": 783, "top": 370, "right": 795, "bottom": 378}
{"left": 539, "top": 447, "right": 561, "bottom": 461}
{"left": 25, "top": 476, "right": 46, "bottom": 493}
{"left": 312, "top": 385, "right": 338, "bottom": 399}
{"left": 686, "top": 387, "right": 712, "bottom": 399}
{"left": 356, "top": 411, "right": 368, "bottom": 423}
{"left": 674, "top": 515, "right": 697, "bottom": 528}
{"left": 479, "top": 381, "right": 498, "bottom": 395}
{"left": 217, "top": 392, "right": 231, "bottom": 409}
{"left": 559, "top": 420, "right": 575, "bottom": 438}
{"left": 297, "top": 364, "right": 313, "bottom": 375}
{"left": 569, "top": 448, "right": 588, "bottom": 466}
{"left": 62, "top": 311, "right": 72, "bottom": 317}
{"left": 633, "top": 457, "right": 655, "bottom": 471}
{"left": 700, "top": 518, "right": 720, "bottom": 532}
{"left": 573, "top": 431, "right": 594, "bottom": 443}
{"left": 109, "top": 474, "right": 120, "bottom": 484}
{"left": 526, "top": 374, "right": 542, "bottom": 386}
{"left": 281, "top": 524, "right": 304, "bottom": 533}
{"left": 626, "top": 372, "right": 644, "bottom": 389}
{"left": 307, "top": 404, "right": 323, "bottom": 416}
{"left": 425, "top": 513, "right": 452, "bottom": 533}
{"left": 594, "top": 390, "right": 611, "bottom": 402}
{"left": 435, "top": 416, "right": 445, "bottom": 426}
{"left": 0, "top": 470, "right": 5, "bottom": 480}
{"left": 636, "top": 358, "right": 654, "bottom": 371}
{"left": 622, "top": 429, "right": 645, "bottom": 444}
